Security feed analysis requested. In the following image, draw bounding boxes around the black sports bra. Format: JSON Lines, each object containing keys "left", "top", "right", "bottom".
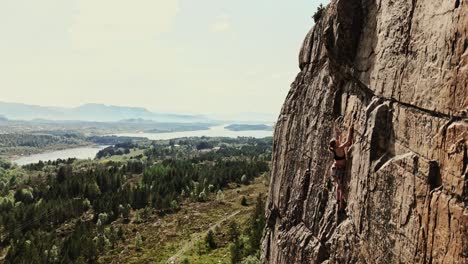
{"left": 334, "top": 152, "right": 346, "bottom": 161}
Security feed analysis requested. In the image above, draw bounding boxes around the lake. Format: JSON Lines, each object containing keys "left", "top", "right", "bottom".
{"left": 113, "top": 124, "right": 273, "bottom": 140}
{"left": 12, "top": 146, "right": 107, "bottom": 166}
{"left": 12, "top": 125, "right": 273, "bottom": 165}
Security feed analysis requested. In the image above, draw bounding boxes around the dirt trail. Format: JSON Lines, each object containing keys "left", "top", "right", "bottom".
{"left": 166, "top": 210, "right": 242, "bottom": 264}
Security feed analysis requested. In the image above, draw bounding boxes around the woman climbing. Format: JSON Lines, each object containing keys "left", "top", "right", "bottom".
{"left": 329, "top": 122, "right": 353, "bottom": 215}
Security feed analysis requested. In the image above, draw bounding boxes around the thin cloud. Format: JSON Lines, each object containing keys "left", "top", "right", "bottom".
{"left": 70, "top": 0, "right": 179, "bottom": 50}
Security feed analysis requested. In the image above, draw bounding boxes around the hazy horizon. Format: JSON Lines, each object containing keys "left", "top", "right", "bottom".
{"left": 1, "top": 0, "right": 327, "bottom": 116}
{"left": 0, "top": 100, "right": 279, "bottom": 122}
{"left": 0, "top": 100, "right": 274, "bottom": 117}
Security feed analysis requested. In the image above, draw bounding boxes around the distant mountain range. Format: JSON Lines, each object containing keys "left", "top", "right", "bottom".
{"left": 0, "top": 102, "right": 276, "bottom": 124}
{"left": 0, "top": 102, "right": 210, "bottom": 123}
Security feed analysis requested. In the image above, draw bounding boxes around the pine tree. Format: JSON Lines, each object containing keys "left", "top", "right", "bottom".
{"left": 230, "top": 239, "right": 242, "bottom": 264}
{"left": 205, "top": 230, "right": 216, "bottom": 249}
{"left": 248, "top": 194, "right": 265, "bottom": 254}
{"left": 228, "top": 221, "right": 240, "bottom": 242}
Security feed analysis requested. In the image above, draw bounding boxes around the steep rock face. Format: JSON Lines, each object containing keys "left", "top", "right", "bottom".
{"left": 261, "top": 0, "right": 467, "bottom": 263}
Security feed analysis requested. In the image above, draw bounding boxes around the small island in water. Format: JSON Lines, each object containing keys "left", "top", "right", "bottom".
{"left": 224, "top": 124, "right": 273, "bottom": 131}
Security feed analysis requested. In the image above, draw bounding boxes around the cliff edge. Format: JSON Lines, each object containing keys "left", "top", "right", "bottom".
{"left": 261, "top": 0, "right": 467, "bottom": 263}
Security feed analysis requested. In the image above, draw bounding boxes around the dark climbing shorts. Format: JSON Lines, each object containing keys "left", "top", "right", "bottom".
{"left": 331, "top": 166, "right": 345, "bottom": 179}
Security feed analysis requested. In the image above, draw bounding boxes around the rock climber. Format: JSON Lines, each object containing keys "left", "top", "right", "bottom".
{"left": 329, "top": 123, "right": 353, "bottom": 214}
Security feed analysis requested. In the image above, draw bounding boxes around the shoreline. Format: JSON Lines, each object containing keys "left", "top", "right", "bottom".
{"left": 6, "top": 143, "right": 97, "bottom": 160}
{"left": 7, "top": 144, "right": 106, "bottom": 164}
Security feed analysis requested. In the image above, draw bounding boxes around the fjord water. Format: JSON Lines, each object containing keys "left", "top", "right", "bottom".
{"left": 13, "top": 146, "right": 108, "bottom": 166}
{"left": 12, "top": 125, "right": 273, "bottom": 165}
{"left": 113, "top": 125, "right": 273, "bottom": 140}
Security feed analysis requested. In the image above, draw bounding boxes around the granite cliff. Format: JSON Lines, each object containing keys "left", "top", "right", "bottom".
{"left": 261, "top": 0, "right": 467, "bottom": 263}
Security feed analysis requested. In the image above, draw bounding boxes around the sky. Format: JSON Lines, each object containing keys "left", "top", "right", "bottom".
{"left": 0, "top": 0, "right": 328, "bottom": 116}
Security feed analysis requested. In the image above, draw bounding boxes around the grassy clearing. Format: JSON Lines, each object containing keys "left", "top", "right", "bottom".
{"left": 99, "top": 148, "right": 146, "bottom": 163}
{"left": 98, "top": 176, "right": 269, "bottom": 264}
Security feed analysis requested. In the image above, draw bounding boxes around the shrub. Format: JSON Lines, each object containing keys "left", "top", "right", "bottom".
{"left": 48, "top": 245, "right": 60, "bottom": 263}
{"left": 98, "top": 213, "right": 108, "bottom": 225}
{"left": 208, "top": 184, "right": 215, "bottom": 192}
{"left": 119, "top": 204, "right": 131, "bottom": 220}
{"left": 96, "top": 219, "right": 104, "bottom": 233}
{"left": 228, "top": 221, "right": 240, "bottom": 242}
{"left": 117, "top": 226, "right": 125, "bottom": 241}
{"left": 198, "top": 191, "right": 207, "bottom": 202}
{"left": 241, "top": 174, "right": 248, "bottom": 184}
{"left": 82, "top": 199, "right": 91, "bottom": 210}
{"left": 313, "top": 4, "right": 324, "bottom": 22}
{"left": 133, "top": 211, "right": 141, "bottom": 224}
{"left": 245, "top": 255, "right": 260, "bottom": 264}
{"left": 170, "top": 200, "right": 179, "bottom": 211}
{"left": 216, "top": 190, "right": 225, "bottom": 203}
{"left": 241, "top": 196, "right": 248, "bottom": 206}
{"left": 135, "top": 232, "right": 143, "bottom": 250}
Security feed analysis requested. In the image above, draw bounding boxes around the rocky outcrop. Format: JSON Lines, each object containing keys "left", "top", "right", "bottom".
{"left": 261, "top": 0, "right": 467, "bottom": 263}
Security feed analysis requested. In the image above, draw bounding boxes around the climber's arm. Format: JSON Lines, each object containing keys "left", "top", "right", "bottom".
{"left": 339, "top": 126, "right": 354, "bottom": 148}
{"left": 334, "top": 127, "right": 341, "bottom": 144}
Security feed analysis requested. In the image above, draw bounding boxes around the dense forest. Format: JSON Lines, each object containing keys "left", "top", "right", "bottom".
{"left": 0, "top": 137, "right": 272, "bottom": 263}
{"left": 224, "top": 124, "right": 272, "bottom": 131}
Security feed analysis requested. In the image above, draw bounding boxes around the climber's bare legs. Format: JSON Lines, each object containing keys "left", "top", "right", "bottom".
{"left": 333, "top": 176, "right": 345, "bottom": 212}
{"left": 337, "top": 186, "right": 340, "bottom": 207}
{"left": 332, "top": 176, "right": 342, "bottom": 210}
{"left": 331, "top": 165, "right": 347, "bottom": 215}
{"left": 337, "top": 183, "right": 344, "bottom": 211}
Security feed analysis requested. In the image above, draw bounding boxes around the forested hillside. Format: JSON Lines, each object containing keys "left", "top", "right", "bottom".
{"left": 0, "top": 133, "right": 144, "bottom": 158}
{"left": 0, "top": 118, "right": 215, "bottom": 158}
{"left": 0, "top": 137, "right": 272, "bottom": 263}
